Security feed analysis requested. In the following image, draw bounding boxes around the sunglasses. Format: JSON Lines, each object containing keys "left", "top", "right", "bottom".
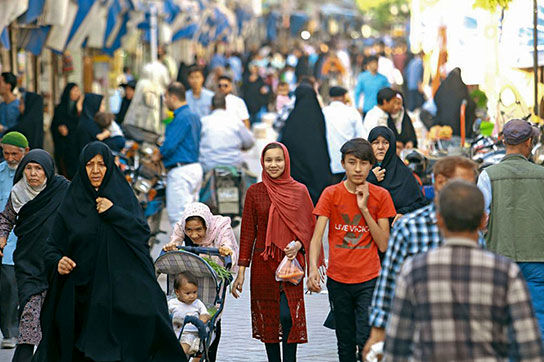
{"left": 218, "top": 83, "right": 230, "bottom": 88}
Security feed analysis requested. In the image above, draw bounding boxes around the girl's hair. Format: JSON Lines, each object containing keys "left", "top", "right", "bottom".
{"left": 174, "top": 272, "right": 198, "bottom": 290}
{"left": 185, "top": 215, "right": 206, "bottom": 229}
{"left": 262, "top": 143, "right": 283, "bottom": 155}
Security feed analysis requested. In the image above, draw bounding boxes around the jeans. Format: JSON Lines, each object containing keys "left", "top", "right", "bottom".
{"left": 265, "top": 292, "right": 297, "bottom": 362}
{"left": 0, "top": 265, "right": 18, "bottom": 339}
{"left": 166, "top": 163, "right": 203, "bottom": 225}
{"left": 518, "top": 262, "right": 544, "bottom": 344}
{"left": 327, "top": 277, "right": 377, "bottom": 362}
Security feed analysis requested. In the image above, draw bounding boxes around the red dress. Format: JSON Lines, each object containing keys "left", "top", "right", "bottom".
{"left": 239, "top": 182, "right": 308, "bottom": 344}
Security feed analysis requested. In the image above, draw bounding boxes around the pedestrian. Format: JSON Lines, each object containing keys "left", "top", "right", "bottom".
{"left": 387, "top": 90, "right": 418, "bottom": 151}
{"left": 153, "top": 82, "right": 202, "bottom": 226}
{"left": 232, "top": 142, "right": 317, "bottom": 362}
{"left": 383, "top": 180, "right": 544, "bottom": 361}
{"left": 163, "top": 202, "right": 239, "bottom": 362}
{"left": 0, "top": 72, "right": 20, "bottom": 134}
{"left": 9, "top": 92, "right": 44, "bottom": 149}
{"left": 307, "top": 138, "right": 396, "bottom": 362}
{"left": 280, "top": 83, "right": 332, "bottom": 205}
{"left": 198, "top": 94, "right": 254, "bottom": 173}
{"left": 241, "top": 61, "right": 270, "bottom": 124}
{"left": 404, "top": 51, "right": 425, "bottom": 111}
{"left": 478, "top": 118, "right": 544, "bottom": 340}
{"left": 0, "top": 133, "right": 28, "bottom": 350}
{"left": 354, "top": 56, "right": 390, "bottom": 116}
{"left": 50, "top": 83, "right": 82, "bottom": 177}
{"left": 186, "top": 66, "right": 214, "bottom": 119}
{"left": 322, "top": 86, "right": 364, "bottom": 184}
{"left": 0, "top": 149, "right": 69, "bottom": 361}
{"left": 363, "top": 87, "right": 401, "bottom": 139}
{"left": 216, "top": 75, "right": 250, "bottom": 128}
{"left": 367, "top": 126, "right": 427, "bottom": 218}
{"left": 34, "top": 142, "right": 186, "bottom": 362}
{"left": 115, "top": 80, "right": 135, "bottom": 125}
{"left": 93, "top": 112, "right": 126, "bottom": 152}
{"left": 363, "top": 156, "right": 479, "bottom": 358}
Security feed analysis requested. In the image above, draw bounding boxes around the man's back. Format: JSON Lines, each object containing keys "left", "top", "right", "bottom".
{"left": 199, "top": 109, "right": 254, "bottom": 172}
{"left": 322, "top": 101, "right": 363, "bottom": 174}
{"left": 384, "top": 239, "right": 544, "bottom": 361}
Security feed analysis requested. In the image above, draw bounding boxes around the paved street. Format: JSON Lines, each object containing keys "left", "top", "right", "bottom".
{"left": 0, "top": 213, "right": 339, "bottom": 362}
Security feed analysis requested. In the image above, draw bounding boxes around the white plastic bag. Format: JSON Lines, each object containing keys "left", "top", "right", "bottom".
{"left": 275, "top": 255, "right": 304, "bottom": 285}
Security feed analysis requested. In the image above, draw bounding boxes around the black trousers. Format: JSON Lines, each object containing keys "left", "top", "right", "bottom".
{"left": 0, "top": 264, "right": 18, "bottom": 339}
{"left": 206, "top": 320, "right": 221, "bottom": 361}
{"left": 327, "top": 277, "right": 377, "bottom": 362}
{"left": 265, "top": 292, "right": 297, "bottom": 362}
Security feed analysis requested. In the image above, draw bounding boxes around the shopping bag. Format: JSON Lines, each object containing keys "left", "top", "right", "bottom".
{"left": 275, "top": 255, "right": 305, "bottom": 285}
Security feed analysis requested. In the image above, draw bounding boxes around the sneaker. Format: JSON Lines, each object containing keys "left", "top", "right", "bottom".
{"left": 1, "top": 337, "right": 16, "bottom": 349}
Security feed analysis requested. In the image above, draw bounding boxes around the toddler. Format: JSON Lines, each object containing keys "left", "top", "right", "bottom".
{"left": 168, "top": 272, "right": 210, "bottom": 359}
{"left": 275, "top": 81, "right": 292, "bottom": 113}
{"left": 94, "top": 112, "right": 126, "bottom": 152}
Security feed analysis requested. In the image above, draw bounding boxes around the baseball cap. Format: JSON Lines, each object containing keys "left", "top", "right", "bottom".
{"left": 502, "top": 119, "right": 539, "bottom": 145}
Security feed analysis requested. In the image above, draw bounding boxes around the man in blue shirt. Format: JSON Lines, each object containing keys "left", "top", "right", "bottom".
{"left": 0, "top": 73, "right": 20, "bottom": 134}
{"left": 0, "top": 132, "right": 28, "bottom": 349}
{"left": 154, "top": 82, "right": 202, "bottom": 225}
{"left": 185, "top": 66, "right": 214, "bottom": 119}
{"left": 354, "top": 56, "right": 390, "bottom": 116}
{"left": 404, "top": 52, "right": 424, "bottom": 111}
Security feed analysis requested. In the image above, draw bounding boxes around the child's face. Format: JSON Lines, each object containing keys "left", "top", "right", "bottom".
{"left": 277, "top": 85, "right": 289, "bottom": 96}
{"left": 342, "top": 154, "right": 372, "bottom": 185}
{"left": 176, "top": 282, "right": 198, "bottom": 305}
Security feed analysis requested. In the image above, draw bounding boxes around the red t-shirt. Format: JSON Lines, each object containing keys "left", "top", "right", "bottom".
{"left": 314, "top": 182, "right": 396, "bottom": 284}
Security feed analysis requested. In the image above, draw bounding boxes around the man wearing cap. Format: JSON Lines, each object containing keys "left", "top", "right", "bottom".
{"left": 322, "top": 86, "right": 364, "bottom": 183}
{"left": 0, "top": 132, "right": 28, "bottom": 349}
{"left": 116, "top": 80, "right": 136, "bottom": 125}
{"left": 477, "top": 118, "right": 544, "bottom": 341}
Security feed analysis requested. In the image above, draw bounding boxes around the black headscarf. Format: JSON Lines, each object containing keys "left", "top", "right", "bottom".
{"left": 11, "top": 149, "right": 69, "bottom": 310}
{"left": 35, "top": 142, "right": 185, "bottom": 362}
{"left": 8, "top": 92, "right": 44, "bottom": 149}
{"left": 242, "top": 74, "right": 268, "bottom": 116}
{"left": 280, "top": 84, "right": 332, "bottom": 204}
{"left": 433, "top": 68, "right": 476, "bottom": 137}
{"left": 66, "top": 93, "right": 103, "bottom": 179}
{"left": 51, "top": 83, "right": 80, "bottom": 176}
{"left": 367, "top": 127, "right": 428, "bottom": 214}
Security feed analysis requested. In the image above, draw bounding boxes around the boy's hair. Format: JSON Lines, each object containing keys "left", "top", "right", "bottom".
{"left": 364, "top": 55, "right": 378, "bottom": 65}
{"left": 1, "top": 72, "right": 17, "bottom": 93}
{"left": 218, "top": 75, "right": 232, "bottom": 83}
{"left": 377, "top": 87, "right": 396, "bottom": 105}
{"left": 187, "top": 65, "right": 204, "bottom": 77}
{"left": 94, "top": 112, "right": 115, "bottom": 129}
{"left": 174, "top": 272, "right": 199, "bottom": 290}
{"left": 341, "top": 138, "right": 376, "bottom": 164}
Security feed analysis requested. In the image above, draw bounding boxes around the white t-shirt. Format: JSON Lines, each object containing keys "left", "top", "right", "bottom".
{"left": 108, "top": 121, "right": 124, "bottom": 138}
{"left": 363, "top": 105, "right": 389, "bottom": 139}
{"left": 225, "top": 94, "right": 250, "bottom": 123}
{"left": 168, "top": 298, "right": 210, "bottom": 334}
{"left": 322, "top": 101, "right": 364, "bottom": 174}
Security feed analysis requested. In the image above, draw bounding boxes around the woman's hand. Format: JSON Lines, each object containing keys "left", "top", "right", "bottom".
{"left": 58, "top": 125, "right": 69, "bottom": 137}
{"left": 372, "top": 167, "right": 386, "bottom": 182}
{"left": 58, "top": 256, "right": 76, "bottom": 275}
{"left": 284, "top": 241, "right": 302, "bottom": 260}
{"left": 219, "top": 245, "right": 233, "bottom": 256}
{"left": 96, "top": 197, "right": 113, "bottom": 213}
{"left": 162, "top": 241, "right": 181, "bottom": 252}
{"left": 231, "top": 267, "right": 246, "bottom": 298}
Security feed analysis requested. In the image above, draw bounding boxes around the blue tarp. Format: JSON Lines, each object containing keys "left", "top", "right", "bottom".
{"left": 0, "top": 28, "right": 9, "bottom": 49}
{"left": 289, "top": 13, "right": 308, "bottom": 37}
{"left": 172, "top": 23, "right": 198, "bottom": 41}
{"left": 163, "top": 0, "right": 180, "bottom": 24}
{"left": 23, "top": 26, "right": 51, "bottom": 55}
{"left": 19, "top": 0, "right": 46, "bottom": 24}
{"left": 65, "top": 0, "right": 96, "bottom": 48}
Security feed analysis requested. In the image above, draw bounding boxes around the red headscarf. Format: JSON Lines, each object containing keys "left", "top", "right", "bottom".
{"left": 261, "top": 142, "right": 317, "bottom": 261}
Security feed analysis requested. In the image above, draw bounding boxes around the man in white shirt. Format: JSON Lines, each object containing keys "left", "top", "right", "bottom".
{"left": 322, "top": 86, "right": 364, "bottom": 183}
{"left": 216, "top": 75, "right": 250, "bottom": 128}
{"left": 199, "top": 94, "right": 255, "bottom": 172}
{"left": 363, "top": 87, "right": 401, "bottom": 138}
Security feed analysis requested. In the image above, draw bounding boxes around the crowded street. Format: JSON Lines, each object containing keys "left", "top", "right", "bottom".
{"left": 0, "top": 0, "right": 544, "bottom": 361}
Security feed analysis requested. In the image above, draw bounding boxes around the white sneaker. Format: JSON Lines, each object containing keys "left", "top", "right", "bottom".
{"left": 1, "top": 338, "right": 17, "bottom": 349}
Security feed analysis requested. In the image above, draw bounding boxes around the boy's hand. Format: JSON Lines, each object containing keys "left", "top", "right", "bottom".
{"left": 356, "top": 182, "right": 370, "bottom": 211}
{"left": 231, "top": 272, "right": 245, "bottom": 298}
{"left": 307, "top": 265, "right": 321, "bottom": 292}
{"left": 372, "top": 167, "right": 386, "bottom": 182}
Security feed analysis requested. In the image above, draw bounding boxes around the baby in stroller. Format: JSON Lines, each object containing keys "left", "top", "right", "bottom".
{"left": 169, "top": 272, "right": 211, "bottom": 360}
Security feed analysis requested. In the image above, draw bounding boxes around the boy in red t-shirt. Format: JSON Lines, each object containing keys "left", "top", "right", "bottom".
{"left": 308, "top": 138, "right": 396, "bottom": 362}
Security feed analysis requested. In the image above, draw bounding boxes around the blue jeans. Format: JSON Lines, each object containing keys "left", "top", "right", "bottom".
{"left": 518, "top": 262, "right": 544, "bottom": 343}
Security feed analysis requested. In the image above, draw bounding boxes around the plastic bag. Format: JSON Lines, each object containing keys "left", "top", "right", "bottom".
{"left": 275, "top": 255, "right": 305, "bottom": 285}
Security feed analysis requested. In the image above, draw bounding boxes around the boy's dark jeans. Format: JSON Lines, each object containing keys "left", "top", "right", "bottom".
{"left": 327, "top": 277, "right": 377, "bottom": 362}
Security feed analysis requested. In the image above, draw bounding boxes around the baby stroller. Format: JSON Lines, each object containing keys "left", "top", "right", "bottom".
{"left": 155, "top": 246, "right": 233, "bottom": 361}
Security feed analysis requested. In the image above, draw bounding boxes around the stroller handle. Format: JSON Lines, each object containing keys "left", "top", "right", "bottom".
{"left": 172, "top": 245, "right": 233, "bottom": 270}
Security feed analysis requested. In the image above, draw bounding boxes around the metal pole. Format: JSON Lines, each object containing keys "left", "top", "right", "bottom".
{"left": 150, "top": 4, "right": 158, "bottom": 63}
{"left": 534, "top": 0, "right": 539, "bottom": 115}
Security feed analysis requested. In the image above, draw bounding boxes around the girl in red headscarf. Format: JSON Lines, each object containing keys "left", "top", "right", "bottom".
{"left": 232, "top": 142, "right": 317, "bottom": 362}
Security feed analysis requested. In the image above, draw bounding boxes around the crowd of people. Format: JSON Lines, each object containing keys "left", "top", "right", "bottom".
{"left": 0, "top": 37, "right": 541, "bottom": 362}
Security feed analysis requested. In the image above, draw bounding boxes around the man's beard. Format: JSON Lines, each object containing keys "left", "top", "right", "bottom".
{"left": 7, "top": 163, "right": 18, "bottom": 170}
